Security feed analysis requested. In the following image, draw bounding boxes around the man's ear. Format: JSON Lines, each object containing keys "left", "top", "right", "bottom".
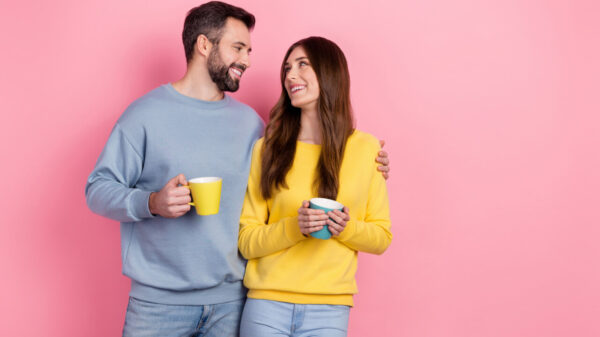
{"left": 195, "top": 34, "right": 213, "bottom": 58}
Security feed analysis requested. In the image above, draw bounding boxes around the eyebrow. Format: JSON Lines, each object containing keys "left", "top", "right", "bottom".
{"left": 284, "top": 56, "right": 308, "bottom": 66}
{"left": 234, "top": 41, "right": 252, "bottom": 52}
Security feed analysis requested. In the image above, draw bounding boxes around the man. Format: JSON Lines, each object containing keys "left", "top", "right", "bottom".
{"left": 85, "top": 2, "right": 390, "bottom": 336}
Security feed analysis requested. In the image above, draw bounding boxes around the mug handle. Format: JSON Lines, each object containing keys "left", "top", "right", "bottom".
{"left": 182, "top": 185, "right": 195, "bottom": 206}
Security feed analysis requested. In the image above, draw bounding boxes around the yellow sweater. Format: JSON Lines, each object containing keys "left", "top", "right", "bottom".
{"left": 238, "top": 130, "right": 392, "bottom": 306}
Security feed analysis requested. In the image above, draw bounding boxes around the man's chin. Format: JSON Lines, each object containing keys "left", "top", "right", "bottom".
{"left": 223, "top": 79, "right": 240, "bottom": 92}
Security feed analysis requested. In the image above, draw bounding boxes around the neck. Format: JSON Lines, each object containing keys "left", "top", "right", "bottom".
{"left": 298, "top": 107, "right": 322, "bottom": 144}
{"left": 172, "top": 62, "right": 224, "bottom": 101}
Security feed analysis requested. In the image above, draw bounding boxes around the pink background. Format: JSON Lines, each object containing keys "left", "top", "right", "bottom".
{"left": 1, "top": 0, "right": 599, "bottom": 336}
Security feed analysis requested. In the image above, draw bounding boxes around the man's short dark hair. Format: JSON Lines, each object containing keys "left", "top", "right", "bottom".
{"left": 182, "top": 1, "right": 255, "bottom": 63}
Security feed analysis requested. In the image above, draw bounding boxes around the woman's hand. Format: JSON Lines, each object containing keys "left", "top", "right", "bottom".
{"left": 327, "top": 207, "right": 351, "bottom": 236}
{"left": 297, "top": 201, "right": 329, "bottom": 235}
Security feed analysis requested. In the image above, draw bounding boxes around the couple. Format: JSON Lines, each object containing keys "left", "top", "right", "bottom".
{"left": 85, "top": 1, "right": 391, "bottom": 337}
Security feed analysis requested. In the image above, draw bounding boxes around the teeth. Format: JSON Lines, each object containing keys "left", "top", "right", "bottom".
{"left": 291, "top": 86, "right": 305, "bottom": 93}
{"left": 231, "top": 69, "right": 242, "bottom": 76}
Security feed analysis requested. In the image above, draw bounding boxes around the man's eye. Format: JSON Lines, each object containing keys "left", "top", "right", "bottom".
{"left": 234, "top": 46, "right": 242, "bottom": 51}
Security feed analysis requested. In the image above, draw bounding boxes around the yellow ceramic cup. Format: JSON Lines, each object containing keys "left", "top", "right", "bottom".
{"left": 184, "top": 177, "right": 222, "bottom": 215}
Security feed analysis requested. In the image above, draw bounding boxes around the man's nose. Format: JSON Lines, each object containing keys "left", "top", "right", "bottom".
{"left": 240, "top": 52, "right": 250, "bottom": 69}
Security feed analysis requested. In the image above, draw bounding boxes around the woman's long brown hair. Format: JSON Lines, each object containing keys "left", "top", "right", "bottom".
{"left": 260, "top": 36, "right": 354, "bottom": 199}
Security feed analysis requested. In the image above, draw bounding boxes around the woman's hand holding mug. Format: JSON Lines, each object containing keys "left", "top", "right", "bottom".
{"left": 297, "top": 201, "right": 329, "bottom": 236}
{"left": 326, "top": 207, "right": 350, "bottom": 236}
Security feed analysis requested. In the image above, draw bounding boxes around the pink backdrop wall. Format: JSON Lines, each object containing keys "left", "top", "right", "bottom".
{"left": 1, "top": 0, "right": 599, "bottom": 336}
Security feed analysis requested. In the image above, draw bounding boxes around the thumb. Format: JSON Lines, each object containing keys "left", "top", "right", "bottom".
{"left": 379, "top": 139, "right": 385, "bottom": 148}
{"left": 302, "top": 200, "right": 310, "bottom": 208}
{"left": 168, "top": 174, "right": 188, "bottom": 187}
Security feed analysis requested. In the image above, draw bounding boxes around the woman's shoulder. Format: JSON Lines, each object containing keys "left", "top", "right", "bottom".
{"left": 346, "top": 129, "right": 382, "bottom": 152}
{"left": 252, "top": 137, "right": 265, "bottom": 153}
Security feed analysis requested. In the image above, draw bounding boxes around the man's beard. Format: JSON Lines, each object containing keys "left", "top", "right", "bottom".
{"left": 207, "top": 47, "right": 244, "bottom": 92}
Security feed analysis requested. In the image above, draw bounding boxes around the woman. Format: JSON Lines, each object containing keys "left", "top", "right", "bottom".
{"left": 238, "top": 36, "right": 392, "bottom": 336}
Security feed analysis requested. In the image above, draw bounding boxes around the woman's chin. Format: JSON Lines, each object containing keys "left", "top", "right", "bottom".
{"left": 289, "top": 100, "right": 303, "bottom": 109}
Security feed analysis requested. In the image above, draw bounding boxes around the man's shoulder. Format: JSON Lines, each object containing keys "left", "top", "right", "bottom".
{"left": 123, "top": 85, "right": 169, "bottom": 115}
{"left": 226, "top": 96, "right": 264, "bottom": 127}
{"left": 114, "top": 85, "right": 173, "bottom": 128}
{"left": 226, "top": 96, "right": 257, "bottom": 114}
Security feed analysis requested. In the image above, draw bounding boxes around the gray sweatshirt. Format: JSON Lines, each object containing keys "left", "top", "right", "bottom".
{"left": 85, "top": 84, "right": 263, "bottom": 305}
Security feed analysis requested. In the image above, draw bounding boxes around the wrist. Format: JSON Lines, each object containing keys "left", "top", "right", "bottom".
{"left": 335, "top": 220, "right": 356, "bottom": 241}
{"left": 148, "top": 192, "right": 157, "bottom": 215}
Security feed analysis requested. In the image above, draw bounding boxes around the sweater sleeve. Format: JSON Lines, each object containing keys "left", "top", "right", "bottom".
{"left": 238, "top": 140, "right": 307, "bottom": 260}
{"left": 85, "top": 123, "right": 154, "bottom": 222}
{"left": 335, "top": 142, "right": 392, "bottom": 255}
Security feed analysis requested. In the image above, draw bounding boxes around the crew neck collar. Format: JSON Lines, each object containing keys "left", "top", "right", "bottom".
{"left": 297, "top": 140, "right": 322, "bottom": 147}
{"left": 164, "top": 83, "right": 230, "bottom": 109}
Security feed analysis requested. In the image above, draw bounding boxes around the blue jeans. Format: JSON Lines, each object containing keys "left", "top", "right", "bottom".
{"left": 123, "top": 296, "right": 245, "bottom": 337}
{"left": 240, "top": 298, "right": 350, "bottom": 337}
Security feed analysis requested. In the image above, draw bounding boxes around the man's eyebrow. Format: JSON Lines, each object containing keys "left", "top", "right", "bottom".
{"left": 233, "top": 41, "right": 252, "bottom": 52}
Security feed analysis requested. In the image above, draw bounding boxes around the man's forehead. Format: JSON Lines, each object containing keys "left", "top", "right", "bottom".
{"left": 221, "top": 18, "right": 251, "bottom": 44}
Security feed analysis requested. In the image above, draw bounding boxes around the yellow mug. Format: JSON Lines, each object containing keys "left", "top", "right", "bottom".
{"left": 184, "top": 177, "right": 222, "bottom": 215}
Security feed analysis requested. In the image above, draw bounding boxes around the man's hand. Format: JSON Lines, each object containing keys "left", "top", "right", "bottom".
{"left": 148, "top": 174, "right": 192, "bottom": 218}
{"left": 297, "top": 200, "right": 329, "bottom": 235}
{"left": 377, "top": 140, "right": 390, "bottom": 180}
{"left": 327, "top": 207, "right": 350, "bottom": 236}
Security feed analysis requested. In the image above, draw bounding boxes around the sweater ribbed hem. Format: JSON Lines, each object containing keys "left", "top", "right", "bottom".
{"left": 248, "top": 289, "right": 353, "bottom": 306}
{"left": 130, "top": 280, "right": 246, "bottom": 305}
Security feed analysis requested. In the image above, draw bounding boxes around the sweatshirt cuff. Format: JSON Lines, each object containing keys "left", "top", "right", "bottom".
{"left": 336, "top": 220, "right": 357, "bottom": 242}
{"left": 130, "top": 189, "right": 154, "bottom": 220}
{"left": 283, "top": 217, "right": 307, "bottom": 243}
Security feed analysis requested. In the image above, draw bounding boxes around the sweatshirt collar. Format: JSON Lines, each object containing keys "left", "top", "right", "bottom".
{"left": 165, "top": 83, "right": 231, "bottom": 109}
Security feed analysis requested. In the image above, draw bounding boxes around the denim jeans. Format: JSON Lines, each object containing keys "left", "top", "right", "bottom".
{"left": 123, "top": 296, "right": 245, "bottom": 337}
{"left": 240, "top": 298, "right": 350, "bottom": 337}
